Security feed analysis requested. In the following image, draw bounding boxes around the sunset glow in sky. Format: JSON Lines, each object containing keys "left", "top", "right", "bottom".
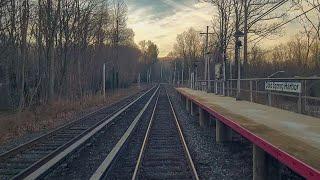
{"left": 127, "top": 0, "right": 304, "bottom": 57}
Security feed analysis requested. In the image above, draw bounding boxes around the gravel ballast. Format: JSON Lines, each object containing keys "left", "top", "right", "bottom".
{"left": 42, "top": 88, "right": 157, "bottom": 179}
{"left": 104, "top": 92, "right": 157, "bottom": 179}
{"left": 166, "top": 85, "right": 304, "bottom": 180}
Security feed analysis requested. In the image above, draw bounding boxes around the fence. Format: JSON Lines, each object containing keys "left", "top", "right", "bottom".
{"left": 192, "top": 77, "right": 320, "bottom": 117}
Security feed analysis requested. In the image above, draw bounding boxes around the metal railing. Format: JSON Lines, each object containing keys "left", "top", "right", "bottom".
{"left": 193, "top": 77, "right": 320, "bottom": 117}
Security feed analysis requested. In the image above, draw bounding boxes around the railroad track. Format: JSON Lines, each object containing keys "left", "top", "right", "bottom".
{"left": 1, "top": 85, "right": 196, "bottom": 180}
{"left": 0, "top": 86, "right": 157, "bottom": 180}
{"left": 87, "top": 86, "right": 198, "bottom": 180}
{"left": 131, "top": 87, "right": 199, "bottom": 179}
{"left": 43, "top": 85, "right": 159, "bottom": 180}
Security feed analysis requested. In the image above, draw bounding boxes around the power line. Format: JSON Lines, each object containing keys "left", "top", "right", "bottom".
{"left": 251, "top": 4, "right": 320, "bottom": 43}
{"left": 249, "top": 0, "right": 289, "bottom": 27}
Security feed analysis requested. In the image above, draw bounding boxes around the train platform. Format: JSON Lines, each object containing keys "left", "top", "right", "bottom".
{"left": 176, "top": 88, "right": 320, "bottom": 180}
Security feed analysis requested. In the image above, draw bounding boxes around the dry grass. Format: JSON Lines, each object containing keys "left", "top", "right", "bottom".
{"left": 0, "top": 85, "right": 147, "bottom": 145}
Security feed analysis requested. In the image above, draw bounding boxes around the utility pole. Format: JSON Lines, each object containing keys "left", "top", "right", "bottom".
{"left": 174, "top": 61, "right": 177, "bottom": 84}
{"left": 146, "top": 67, "right": 151, "bottom": 83}
{"left": 149, "top": 67, "right": 151, "bottom": 83}
{"left": 182, "top": 66, "right": 184, "bottom": 86}
{"left": 200, "top": 26, "right": 214, "bottom": 91}
{"left": 115, "top": 19, "right": 119, "bottom": 89}
{"left": 138, "top": 73, "right": 141, "bottom": 88}
{"left": 188, "top": 67, "right": 191, "bottom": 87}
{"left": 195, "top": 66, "right": 198, "bottom": 89}
{"left": 207, "top": 54, "right": 211, "bottom": 91}
{"left": 237, "top": 43, "right": 241, "bottom": 96}
{"left": 243, "top": 0, "right": 248, "bottom": 78}
{"left": 103, "top": 63, "right": 106, "bottom": 98}
{"left": 147, "top": 69, "right": 149, "bottom": 83}
{"left": 222, "top": 52, "right": 226, "bottom": 96}
{"left": 160, "top": 63, "right": 163, "bottom": 81}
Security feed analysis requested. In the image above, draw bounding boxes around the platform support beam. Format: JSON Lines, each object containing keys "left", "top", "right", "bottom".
{"left": 199, "top": 108, "right": 209, "bottom": 127}
{"left": 191, "top": 102, "right": 198, "bottom": 116}
{"left": 186, "top": 98, "right": 190, "bottom": 113}
{"left": 267, "top": 154, "right": 280, "bottom": 180}
{"left": 210, "top": 116, "right": 216, "bottom": 127}
{"left": 182, "top": 96, "right": 186, "bottom": 107}
{"left": 216, "top": 120, "right": 232, "bottom": 142}
{"left": 253, "top": 145, "right": 267, "bottom": 180}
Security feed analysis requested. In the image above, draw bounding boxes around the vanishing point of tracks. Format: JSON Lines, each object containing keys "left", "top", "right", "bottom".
{"left": 0, "top": 85, "right": 198, "bottom": 180}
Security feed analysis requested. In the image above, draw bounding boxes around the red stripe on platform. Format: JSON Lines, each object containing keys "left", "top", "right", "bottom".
{"left": 178, "top": 90, "right": 320, "bottom": 180}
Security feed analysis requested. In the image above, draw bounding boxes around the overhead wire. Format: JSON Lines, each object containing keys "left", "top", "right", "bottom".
{"left": 250, "top": 3, "right": 320, "bottom": 43}
{"left": 248, "top": 0, "right": 290, "bottom": 27}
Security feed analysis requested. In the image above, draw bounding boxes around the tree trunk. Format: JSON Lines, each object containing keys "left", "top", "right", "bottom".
{"left": 19, "top": 0, "right": 29, "bottom": 110}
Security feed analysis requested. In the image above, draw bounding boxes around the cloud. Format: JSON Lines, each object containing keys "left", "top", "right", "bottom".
{"left": 128, "top": 1, "right": 215, "bottom": 57}
{"left": 194, "top": 2, "right": 209, "bottom": 9}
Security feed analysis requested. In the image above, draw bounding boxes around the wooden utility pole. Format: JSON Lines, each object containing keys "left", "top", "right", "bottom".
{"left": 174, "top": 61, "right": 177, "bottom": 84}
{"left": 181, "top": 68, "right": 184, "bottom": 85}
{"left": 103, "top": 63, "right": 106, "bottom": 98}
{"left": 138, "top": 73, "right": 141, "bottom": 88}
{"left": 160, "top": 64, "right": 163, "bottom": 81}
{"left": 116, "top": 19, "right": 119, "bottom": 89}
{"left": 200, "top": 26, "right": 214, "bottom": 89}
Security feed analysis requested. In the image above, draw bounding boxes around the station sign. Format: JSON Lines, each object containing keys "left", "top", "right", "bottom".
{"left": 265, "top": 81, "right": 302, "bottom": 93}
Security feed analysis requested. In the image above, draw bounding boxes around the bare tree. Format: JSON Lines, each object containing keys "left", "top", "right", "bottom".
{"left": 0, "top": 0, "right": 156, "bottom": 111}
{"left": 296, "top": 0, "right": 320, "bottom": 40}
{"left": 18, "top": 0, "right": 30, "bottom": 109}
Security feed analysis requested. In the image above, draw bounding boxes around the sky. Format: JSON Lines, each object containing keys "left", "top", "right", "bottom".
{"left": 127, "top": 0, "right": 304, "bottom": 57}
{"left": 127, "top": 0, "right": 215, "bottom": 57}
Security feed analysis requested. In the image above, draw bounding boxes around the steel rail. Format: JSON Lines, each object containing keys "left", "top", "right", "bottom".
{"left": 132, "top": 87, "right": 199, "bottom": 180}
{"left": 166, "top": 89, "right": 199, "bottom": 180}
{"left": 10, "top": 86, "right": 157, "bottom": 180}
{"left": 90, "top": 86, "right": 160, "bottom": 180}
{"left": 131, "top": 89, "right": 160, "bottom": 180}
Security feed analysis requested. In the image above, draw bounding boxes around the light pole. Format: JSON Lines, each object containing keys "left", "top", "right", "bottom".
{"left": 234, "top": 31, "right": 245, "bottom": 100}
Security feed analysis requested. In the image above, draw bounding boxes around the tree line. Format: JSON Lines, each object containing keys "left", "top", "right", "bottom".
{"left": 0, "top": 0, "right": 159, "bottom": 110}
{"left": 169, "top": 0, "right": 320, "bottom": 82}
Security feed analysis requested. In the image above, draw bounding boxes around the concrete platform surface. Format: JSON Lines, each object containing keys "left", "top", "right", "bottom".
{"left": 176, "top": 88, "right": 320, "bottom": 179}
